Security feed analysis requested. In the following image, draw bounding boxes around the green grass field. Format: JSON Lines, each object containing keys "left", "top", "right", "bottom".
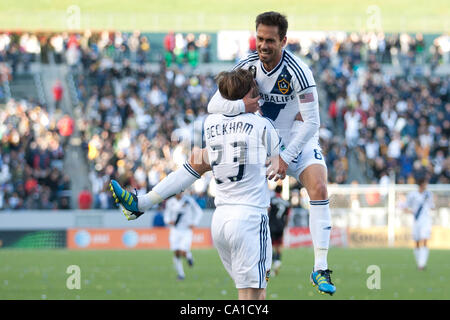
{"left": 0, "top": 0, "right": 448, "bottom": 32}
{"left": 1, "top": 248, "right": 449, "bottom": 300}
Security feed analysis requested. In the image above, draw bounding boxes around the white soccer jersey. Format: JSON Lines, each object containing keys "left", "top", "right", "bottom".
{"left": 164, "top": 195, "right": 203, "bottom": 230}
{"left": 406, "top": 190, "right": 435, "bottom": 223}
{"left": 204, "top": 112, "right": 281, "bottom": 208}
{"left": 208, "top": 49, "right": 320, "bottom": 164}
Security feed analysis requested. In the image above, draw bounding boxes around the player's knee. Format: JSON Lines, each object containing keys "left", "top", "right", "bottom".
{"left": 309, "top": 182, "right": 328, "bottom": 200}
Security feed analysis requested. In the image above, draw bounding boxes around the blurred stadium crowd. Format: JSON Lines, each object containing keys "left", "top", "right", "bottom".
{"left": 0, "top": 30, "right": 449, "bottom": 210}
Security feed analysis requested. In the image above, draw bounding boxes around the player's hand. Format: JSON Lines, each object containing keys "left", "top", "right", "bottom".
{"left": 243, "top": 90, "right": 260, "bottom": 113}
{"left": 294, "top": 112, "right": 303, "bottom": 122}
{"left": 266, "top": 155, "right": 288, "bottom": 182}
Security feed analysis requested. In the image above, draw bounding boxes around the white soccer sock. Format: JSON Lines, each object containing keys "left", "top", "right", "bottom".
{"left": 423, "top": 247, "right": 429, "bottom": 267}
{"left": 137, "top": 162, "right": 200, "bottom": 211}
{"left": 186, "top": 251, "right": 193, "bottom": 261}
{"left": 309, "top": 200, "right": 331, "bottom": 271}
{"left": 419, "top": 247, "right": 429, "bottom": 268}
{"left": 414, "top": 248, "right": 420, "bottom": 267}
{"left": 173, "top": 256, "right": 185, "bottom": 278}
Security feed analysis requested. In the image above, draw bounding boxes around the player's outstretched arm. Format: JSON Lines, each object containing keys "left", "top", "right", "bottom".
{"left": 207, "top": 89, "right": 260, "bottom": 115}
{"left": 110, "top": 147, "right": 212, "bottom": 220}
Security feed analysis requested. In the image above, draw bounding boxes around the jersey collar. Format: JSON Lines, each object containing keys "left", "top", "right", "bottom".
{"left": 260, "top": 50, "right": 285, "bottom": 77}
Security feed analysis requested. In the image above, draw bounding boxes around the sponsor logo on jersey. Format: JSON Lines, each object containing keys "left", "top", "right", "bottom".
{"left": 260, "top": 66, "right": 294, "bottom": 121}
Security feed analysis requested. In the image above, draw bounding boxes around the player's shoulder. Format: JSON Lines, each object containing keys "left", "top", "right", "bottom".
{"left": 240, "top": 112, "right": 275, "bottom": 128}
{"left": 283, "top": 49, "right": 316, "bottom": 89}
{"left": 283, "top": 50, "right": 310, "bottom": 69}
{"left": 204, "top": 113, "right": 222, "bottom": 125}
{"left": 257, "top": 113, "right": 277, "bottom": 130}
{"left": 232, "top": 51, "right": 259, "bottom": 70}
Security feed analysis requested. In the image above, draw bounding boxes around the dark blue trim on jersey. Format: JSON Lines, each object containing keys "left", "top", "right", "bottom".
{"left": 232, "top": 53, "right": 259, "bottom": 70}
{"left": 285, "top": 59, "right": 306, "bottom": 90}
{"left": 260, "top": 50, "right": 285, "bottom": 76}
{"left": 222, "top": 113, "right": 240, "bottom": 117}
{"left": 285, "top": 51, "right": 310, "bottom": 89}
{"left": 285, "top": 53, "right": 309, "bottom": 91}
{"left": 298, "top": 84, "right": 317, "bottom": 93}
{"left": 183, "top": 162, "right": 201, "bottom": 179}
{"left": 291, "top": 151, "right": 302, "bottom": 163}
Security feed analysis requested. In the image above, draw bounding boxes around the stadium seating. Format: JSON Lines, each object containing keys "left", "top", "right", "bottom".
{"left": 0, "top": 31, "right": 448, "bottom": 209}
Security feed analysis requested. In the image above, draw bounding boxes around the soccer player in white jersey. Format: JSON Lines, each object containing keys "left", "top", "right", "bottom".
{"left": 402, "top": 176, "right": 435, "bottom": 270}
{"left": 110, "top": 11, "right": 335, "bottom": 296}
{"left": 205, "top": 68, "right": 282, "bottom": 300}
{"left": 207, "top": 12, "right": 335, "bottom": 295}
{"left": 164, "top": 191, "right": 203, "bottom": 280}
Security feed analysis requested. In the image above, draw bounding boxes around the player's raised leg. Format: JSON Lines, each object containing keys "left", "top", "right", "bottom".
{"left": 110, "top": 147, "right": 210, "bottom": 220}
{"left": 299, "top": 163, "right": 336, "bottom": 295}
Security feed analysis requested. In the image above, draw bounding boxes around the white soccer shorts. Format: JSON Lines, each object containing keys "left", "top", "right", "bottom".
{"left": 169, "top": 227, "right": 193, "bottom": 252}
{"left": 412, "top": 219, "right": 432, "bottom": 241}
{"left": 286, "top": 138, "right": 327, "bottom": 181}
{"left": 211, "top": 205, "right": 272, "bottom": 289}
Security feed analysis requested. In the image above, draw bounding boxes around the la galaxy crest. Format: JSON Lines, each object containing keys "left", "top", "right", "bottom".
{"left": 274, "top": 67, "right": 292, "bottom": 95}
{"left": 277, "top": 77, "right": 290, "bottom": 94}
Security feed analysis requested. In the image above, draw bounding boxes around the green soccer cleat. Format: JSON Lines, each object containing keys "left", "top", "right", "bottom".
{"left": 310, "top": 269, "right": 336, "bottom": 296}
{"left": 109, "top": 179, "right": 144, "bottom": 220}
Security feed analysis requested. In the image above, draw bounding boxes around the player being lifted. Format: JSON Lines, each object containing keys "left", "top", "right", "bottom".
{"left": 110, "top": 11, "right": 336, "bottom": 295}
{"left": 204, "top": 68, "right": 282, "bottom": 299}
{"left": 268, "top": 185, "right": 291, "bottom": 276}
{"left": 401, "top": 175, "right": 435, "bottom": 270}
{"left": 164, "top": 191, "right": 203, "bottom": 280}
